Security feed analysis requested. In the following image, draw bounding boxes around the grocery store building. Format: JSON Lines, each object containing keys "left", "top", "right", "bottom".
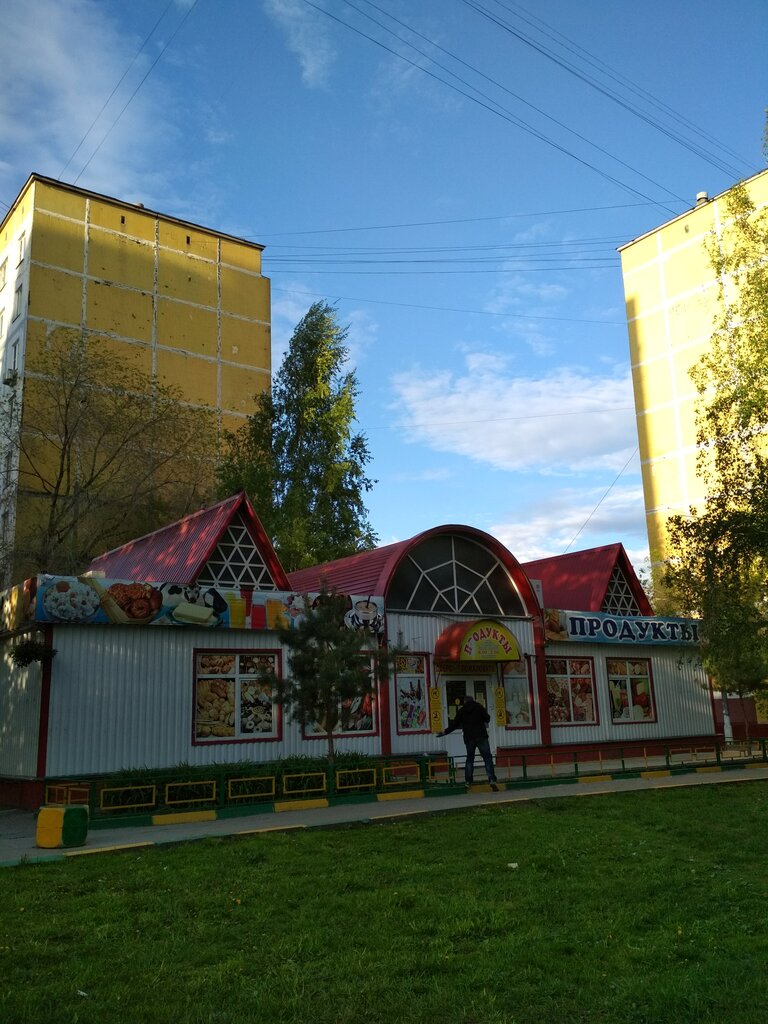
{"left": 0, "top": 493, "right": 715, "bottom": 807}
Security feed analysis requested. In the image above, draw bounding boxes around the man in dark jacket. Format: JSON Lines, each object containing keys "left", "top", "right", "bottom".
{"left": 437, "top": 695, "right": 499, "bottom": 790}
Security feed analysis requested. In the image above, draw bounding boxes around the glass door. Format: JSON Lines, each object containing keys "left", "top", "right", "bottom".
{"left": 445, "top": 678, "right": 489, "bottom": 724}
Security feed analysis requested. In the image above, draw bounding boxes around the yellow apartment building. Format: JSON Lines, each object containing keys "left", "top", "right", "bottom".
{"left": 0, "top": 174, "right": 271, "bottom": 573}
{"left": 619, "top": 167, "right": 768, "bottom": 565}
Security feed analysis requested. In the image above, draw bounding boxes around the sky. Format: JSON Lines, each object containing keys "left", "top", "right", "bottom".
{"left": 1, "top": 0, "right": 766, "bottom": 573}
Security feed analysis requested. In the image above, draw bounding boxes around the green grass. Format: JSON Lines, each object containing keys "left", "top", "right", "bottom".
{"left": 2, "top": 782, "right": 768, "bottom": 1023}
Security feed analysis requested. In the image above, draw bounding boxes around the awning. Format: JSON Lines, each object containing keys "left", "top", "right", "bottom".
{"left": 433, "top": 620, "right": 521, "bottom": 662}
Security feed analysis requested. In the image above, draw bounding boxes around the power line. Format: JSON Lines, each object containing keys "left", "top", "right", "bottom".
{"left": 463, "top": 0, "right": 749, "bottom": 180}
{"left": 562, "top": 447, "right": 640, "bottom": 554}
{"left": 365, "top": 407, "right": 636, "bottom": 432}
{"left": 72, "top": 0, "right": 202, "bottom": 185}
{"left": 299, "top": 0, "right": 679, "bottom": 214}
{"left": 271, "top": 285, "right": 626, "bottom": 325}
{"left": 268, "top": 264, "right": 617, "bottom": 275}
{"left": 350, "top": 0, "right": 687, "bottom": 206}
{"left": 265, "top": 233, "right": 626, "bottom": 252}
{"left": 267, "top": 248, "right": 620, "bottom": 264}
{"left": 497, "top": 0, "right": 756, "bottom": 173}
{"left": 253, "top": 201, "right": 660, "bottom": 238}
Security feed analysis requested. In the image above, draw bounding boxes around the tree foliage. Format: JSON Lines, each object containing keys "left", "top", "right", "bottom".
{"left": 1, "top": 330, "right": 218, "bottom": 579}
{"left": 217, "top": 302, "right": 377, "bottom": 571}
{"left": 259, "top": 591, "right": 388, "bottom": 763}
{"left": 665, "top": 183, "right": 768, "bottom": 706}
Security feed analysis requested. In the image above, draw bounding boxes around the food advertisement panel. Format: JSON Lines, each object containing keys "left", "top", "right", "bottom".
{"left": 304, "top": 690, "right": 376, "bottom": 738}
{"left": 502, "top": 659, "right": 533, "bottom": 727}
{"left": 195, "top": 651, "right": 280, "bottom": 742}
{"left": 394, "top": 655, "right": 429, "bottom": 733}
{"left": 546, "top": 657, "right": 598, "bottom": 725}
{"left": 18, "top": 575, "right": 386, "bottom": 636}
{"left": 607, "top": 658, "right": 656, "bottom": 722}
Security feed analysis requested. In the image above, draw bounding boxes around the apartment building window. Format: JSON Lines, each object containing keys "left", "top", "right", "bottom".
{"left": 0, "top": 259, "right": 6, "bottom": 289}
{"left": 12, "top": 285, "right": 22, "bottom": 320}
{"left": 0, "top": 308, "right": 4, "bottom": 337}
{"left": 10, "top": 337, "right": 19, "bottom": 371}
{"left": 18, "top": 233, "right": 26, "bottom": 265}
{"left": 4, "top": 450, "right": 12, "bottom": 487}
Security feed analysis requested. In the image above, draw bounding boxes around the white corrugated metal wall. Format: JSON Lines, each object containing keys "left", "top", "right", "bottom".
{"left": 542, "top": 641, "right": 714, "bottom": 745}
{"left": 45, "top": 626, "right": 380, "bottom": 776}
{"left": 0, "top": 641, "right": 42, "bottom": 777}
{"left": 37, "top": 624, "right": 715, "bottom": 779}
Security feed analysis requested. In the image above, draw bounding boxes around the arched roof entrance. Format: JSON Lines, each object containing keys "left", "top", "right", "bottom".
{"left": 287, "top": 524, "right": 540, "bottom": 619}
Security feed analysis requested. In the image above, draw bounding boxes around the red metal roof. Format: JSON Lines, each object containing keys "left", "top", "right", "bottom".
{"left": 287, "top": 539, "right": 410, "bottom": 597}
{"left": 521, "top": 543, "right": 652, "bottom": 615}
{"left": 85, "top": 492, "right": 290, "bottom": 588}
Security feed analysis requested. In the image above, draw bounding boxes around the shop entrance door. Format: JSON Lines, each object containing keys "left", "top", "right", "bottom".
{"left": 443, "top": 676, "right": 495, "bottom": 772}
{"left": 445, "top": 678, "right": 490, "bottom": 724}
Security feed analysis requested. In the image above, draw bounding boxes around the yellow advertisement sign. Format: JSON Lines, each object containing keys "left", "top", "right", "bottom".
{"left": 429, "top": 686, "right": 443, "bottom": 733}
{"left": 494, "top": 686, "right": 507, "bottom": 727}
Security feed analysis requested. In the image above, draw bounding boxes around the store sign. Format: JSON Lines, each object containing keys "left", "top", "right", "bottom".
{"left": 460, "top": 621, "right": 520, "bottom": 661}
{"left": 544, "top": 609, "right": 699, "bottom": 646}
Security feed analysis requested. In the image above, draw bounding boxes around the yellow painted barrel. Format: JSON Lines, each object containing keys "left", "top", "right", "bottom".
{"left": 36, "top": 805, "right": 89, "bottom": 849}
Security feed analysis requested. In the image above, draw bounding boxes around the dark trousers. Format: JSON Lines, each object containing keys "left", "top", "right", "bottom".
{"left": 464, "top": 737, "right": 496, "bottom": 784}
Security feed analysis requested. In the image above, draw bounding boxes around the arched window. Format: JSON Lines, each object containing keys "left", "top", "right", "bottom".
{"left": 388, "top": 534, "right": 525, "bottom": 616}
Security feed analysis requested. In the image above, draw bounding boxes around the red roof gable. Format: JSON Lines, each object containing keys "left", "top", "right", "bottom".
{"left": 521, "top": 543, "right": 652, "bottom": 615}
{"left": 85, "top": 492, "right": 290, "bottom": 588}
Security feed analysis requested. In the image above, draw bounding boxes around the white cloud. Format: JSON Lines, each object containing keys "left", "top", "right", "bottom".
{"left": 268, "top": 291, "right": 375, "bottom": 372}
{"left": 389, "top": 353, "right": 637, "bottom": 474}
{"left": 270, "top": 285, "right": 311, "bottom": 364}
{"left": 391, "top": 466, "right": 452, "bottom": 484}
{"left": 485, "top": 273, "right": 568, "bottom": 316}
{"left": 263, "top": 0, "right": 337, "bottom": 88}
{"left": 345, "top": 308, "right": 378, "bottom": 367}
{"left": 490, "top": 483, "right": 649, "bottom": 570}
{"left": 0, "top": 0, "right": 188, "bottom": 207}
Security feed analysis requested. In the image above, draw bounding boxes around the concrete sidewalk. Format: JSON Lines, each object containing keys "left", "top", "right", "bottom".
{"left": 3, "top": 764, "right": 768, "bottom": 867}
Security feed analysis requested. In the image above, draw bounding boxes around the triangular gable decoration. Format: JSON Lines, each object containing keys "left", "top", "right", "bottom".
{"left": 601, "top": 566, "right": 643, "bottom": 616}
{"left": 196, "top": 510, "right": 279, "bottom": 590}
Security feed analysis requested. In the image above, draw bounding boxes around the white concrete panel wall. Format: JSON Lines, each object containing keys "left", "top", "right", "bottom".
{"left": 0, "top": 648, "right": 42, "bottom": 777}
{"left": 542, "top": 641, "right": 714, "bottom": 746}
{"left": 44, "top": 626, "right": 380, "bottom": 776}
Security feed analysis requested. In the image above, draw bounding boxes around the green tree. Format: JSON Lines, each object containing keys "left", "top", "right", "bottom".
{"left": 665, "top": 182, "right": 768, "bottom": 721}
{"left": 0, "top": 329, "right": 218, "bottom": 580}
{"left": 217, "top": 301, "right": 377, "bottom": 571}
{"left": 259, "top": 591, "right": 389, "bottom": 764}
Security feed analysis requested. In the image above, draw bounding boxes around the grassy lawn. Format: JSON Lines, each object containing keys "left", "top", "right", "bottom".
{"left": 2, "top": 782, "right": 768, "bottom": 1024}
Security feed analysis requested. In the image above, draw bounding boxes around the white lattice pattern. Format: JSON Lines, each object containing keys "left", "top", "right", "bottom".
{"left": 601, "top": 566, "right": 642, "bottom": 616}
{"left": 197, "top": 512, "right": 279, "bottom": 590}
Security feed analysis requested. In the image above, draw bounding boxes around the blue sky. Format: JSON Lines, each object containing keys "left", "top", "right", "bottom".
{"left": 1, "top": 0, "right": 766, "bottom": 570}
